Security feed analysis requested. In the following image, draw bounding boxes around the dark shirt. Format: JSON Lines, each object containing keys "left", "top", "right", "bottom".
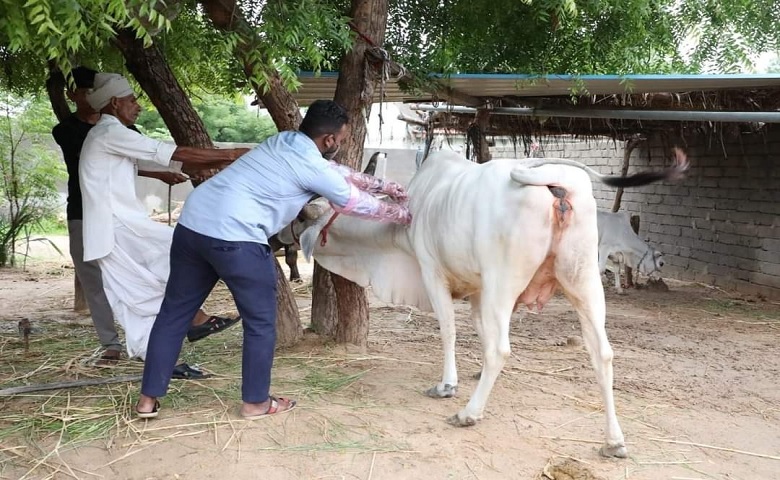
{"left": 52, "top": 115, "right": 140, "bottom": 220}
{"left": 52, "top": 114, "right": 94, "bottom": 220}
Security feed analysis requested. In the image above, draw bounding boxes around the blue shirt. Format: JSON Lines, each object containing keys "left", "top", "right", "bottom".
{"left": 179, "top": 131, "right": 352, "bottom": 244}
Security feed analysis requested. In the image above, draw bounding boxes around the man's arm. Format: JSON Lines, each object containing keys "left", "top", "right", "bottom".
{"left": 171, "top": 146, "right": 250, "bottom": 167}
{"left": 328, "top": 161, "right": 408, "bottom": 203}
{"left": 305, "top": 166, "right": 411, "bottom": 225}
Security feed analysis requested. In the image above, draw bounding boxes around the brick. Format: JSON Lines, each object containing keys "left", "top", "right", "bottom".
{"left": 758, "top": 203, "right": 780, "bottom": 215}
{"left": 692, "top": 251, "right": 719, "bottom": 264}
{"left": 749, "top": 272, "right": 780, "bottom": 288}
{"left": 760, "top": 263, "right": 780, "bottom": 276}
{"left": 756, "top": 249, "right": 779, "bottom": 263}
{"left": 718, "top": 177, "right": 746, "bottom": 189}
{"left": 661, "top": 225, "right": 682, "bottom": 236}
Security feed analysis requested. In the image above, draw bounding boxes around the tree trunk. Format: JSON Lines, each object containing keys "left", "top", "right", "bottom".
{"left": 310, "top": 262, "right": 338, "bottom": 336}
{"left": 45, "top": 63, "right": 88, "bottom": 312}
{"left": 45, "top": 64, "right": 71, "bottom": 122}
{"left": 317, "top": 0, "right": 389, "bottom": 347}
{"left": 114, "top": 29, "right": 213, "bottom": 149}
{"left": 199, "top": 0, "right": 302, "bottom": 130}
{"left": 114, "top": 28, "right": 303, "bottom": 345}
{"left": 274, "top": 259, "right": 303, "bottom": 346}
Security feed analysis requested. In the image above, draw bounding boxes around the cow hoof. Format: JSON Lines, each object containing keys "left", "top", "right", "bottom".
{"left": 425, "top": 384, "right": 457, "bottom": 398}
{"left": 446, "top": 414, "right": 477, "bottom": 427}
{"left": 599, "top": 443, "right": 628, "bottom": 458}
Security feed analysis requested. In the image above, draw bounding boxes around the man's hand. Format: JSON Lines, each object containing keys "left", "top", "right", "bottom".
{"left": 230, "top": 147, "right": 251, "bottom": 160}
{"left": 383, "top": 181, "right": 409, "bottom": 204}
{"left": 138, "top": 170, "right": 190, "bottom": 185}
{"left": 139, "top": 170, "right": 190, "bottom": 185}
{"left": 158, "top": 172, "right": 190, "bottom": 185}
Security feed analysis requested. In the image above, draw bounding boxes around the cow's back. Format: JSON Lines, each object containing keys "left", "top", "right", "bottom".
{"left": 407, "top": 152, "right": 599, "bottom": 299}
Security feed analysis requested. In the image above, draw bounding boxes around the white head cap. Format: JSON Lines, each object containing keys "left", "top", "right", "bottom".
{"left": 86, "top": 73, "right": 134, "bottom": 110}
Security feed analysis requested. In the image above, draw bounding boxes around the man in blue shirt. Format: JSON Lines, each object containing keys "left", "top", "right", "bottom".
{"left": 136, "top": 100, "right": 411, "bottom": 418}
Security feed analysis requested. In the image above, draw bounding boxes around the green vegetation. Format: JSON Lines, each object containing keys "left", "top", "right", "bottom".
{"left": 136, "top": 93, "right": 277, "bottom": 143}
{"left": 0, "top": 93, "right": 66, "bottom": 267}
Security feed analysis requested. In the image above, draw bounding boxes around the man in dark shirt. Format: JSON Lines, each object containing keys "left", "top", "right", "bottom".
{"left": 52, "top": 67, "right": 122, "bottom": 363}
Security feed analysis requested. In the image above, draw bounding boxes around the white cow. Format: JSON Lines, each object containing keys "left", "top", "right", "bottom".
{"left": 292, "top": 150, "right": 687, "bottom": 458}
{"left": 597, "top": 210, "right": 664, "bottom": 294}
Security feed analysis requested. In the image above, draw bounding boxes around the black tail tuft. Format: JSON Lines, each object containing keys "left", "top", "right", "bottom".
{"left": 601, "top": 171, "right": 670, "bottom": 188}
{"left": 602, "top": 148, "right": 689, "bottom": 188}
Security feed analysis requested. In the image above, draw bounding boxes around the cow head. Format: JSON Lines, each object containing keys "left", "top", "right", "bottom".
{"left": 636, "top": 246, "right": 665, "bottom": 278}
{"left": 277, "top": 199, "right": 334, "bottom": 260}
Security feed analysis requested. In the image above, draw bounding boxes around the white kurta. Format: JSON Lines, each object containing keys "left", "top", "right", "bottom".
{"left": 79, "top": 114, "right": 178, "bottom": 359}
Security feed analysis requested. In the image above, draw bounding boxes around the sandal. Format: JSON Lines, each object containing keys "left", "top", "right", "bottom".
{"left": 136, "top": 400, "right": 160, "bottom": 419}
{"left": 96, "top": 350, "right": 121, "bottom": 366}
{"left": 240, "top": 396, "right": 297, "bottom": 420}
{"left": 187, "top": 315, "right": 241, "bottom": 343}
{"left": 171, "top": 362, "right": 211, "bottom": 380}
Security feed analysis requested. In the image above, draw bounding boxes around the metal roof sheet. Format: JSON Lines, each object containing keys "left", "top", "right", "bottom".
{"left": 282, "top": 72, "right": 780, "bottom": 107}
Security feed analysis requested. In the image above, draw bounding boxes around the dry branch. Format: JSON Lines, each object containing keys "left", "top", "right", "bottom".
{"left": 0, "top": 375, "right": 142, "bottom": 396}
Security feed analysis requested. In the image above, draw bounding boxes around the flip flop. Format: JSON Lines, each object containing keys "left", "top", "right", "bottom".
{"left": 187, "top": 315, "right": 241, "bottom": 343}
{"left": 240, "top": 396, "right": 297, "bottom": 420}
{"left": 136, "top": 400, "right": 160, "bottom": 419}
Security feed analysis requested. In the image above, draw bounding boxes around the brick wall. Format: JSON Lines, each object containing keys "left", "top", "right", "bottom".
{"left": 493, "top": 130, "right": 780, "bottom": 299}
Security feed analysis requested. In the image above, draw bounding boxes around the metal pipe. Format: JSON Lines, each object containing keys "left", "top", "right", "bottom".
{"left": 412, "top": 104, "right": 780, "bottom": 123}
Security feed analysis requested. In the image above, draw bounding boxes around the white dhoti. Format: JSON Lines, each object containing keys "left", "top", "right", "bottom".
{"left": 97, "top": 220, "right": 173, "bottom": 360}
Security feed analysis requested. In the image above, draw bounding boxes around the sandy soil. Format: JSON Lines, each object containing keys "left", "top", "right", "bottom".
{"left": 0, "top": 240, "right": 779, "bottom": 480}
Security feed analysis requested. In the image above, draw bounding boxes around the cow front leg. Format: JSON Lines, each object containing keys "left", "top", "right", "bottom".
{"left": 613, "top": 266, "right": 624, "bottom": 294}
{"left": 421, "top": 274, "right": 458, "bottom": 399}
{"left": 448, "top": 290, "right": 514, "bottom": 427}
{"left": 561, "top": 274, "right": 627, "bottom": 458}
{"left": 284, "top": 245, "right": 301, "bottom": 282}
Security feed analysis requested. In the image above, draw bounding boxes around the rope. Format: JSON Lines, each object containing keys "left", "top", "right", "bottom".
{"left": 348, "top": 22, "right": 404, "bottom": 145}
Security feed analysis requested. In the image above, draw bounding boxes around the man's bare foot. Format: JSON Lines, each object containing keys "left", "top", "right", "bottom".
{"left": 239, "top": 396, "right": 297, "bottom": 419}
{"left": 135, "top": 394, "right": 160, "bottom": 418}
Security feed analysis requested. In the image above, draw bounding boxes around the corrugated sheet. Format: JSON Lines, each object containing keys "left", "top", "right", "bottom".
{"left": 273, "top": 72, "right": 780, "bottom": 107}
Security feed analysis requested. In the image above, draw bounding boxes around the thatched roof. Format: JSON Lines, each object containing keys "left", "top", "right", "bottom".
{"left": 281, "top": 71, "right": 780, "bottom": 139}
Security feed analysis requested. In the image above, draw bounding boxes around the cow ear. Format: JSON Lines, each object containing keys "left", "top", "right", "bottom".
{"left": 300, "top": 203, "right": 326, "bottom": 220}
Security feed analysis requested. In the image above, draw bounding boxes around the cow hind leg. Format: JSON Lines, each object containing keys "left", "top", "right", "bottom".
{"left": 558, "top": 271, "right": 628, "bottom": 458}
{"left": 448, "top": 288, "right": 515, "bottom": 427}
{"left": 421, "top": 272, "right": 458, "bottom": 399}
{"left": 469, "top": 293, "right": 485, "bottom": 380}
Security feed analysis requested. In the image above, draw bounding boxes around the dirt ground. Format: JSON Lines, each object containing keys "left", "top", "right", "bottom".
{"left": 1, "top": 239, "right": 779, "bottom": 480}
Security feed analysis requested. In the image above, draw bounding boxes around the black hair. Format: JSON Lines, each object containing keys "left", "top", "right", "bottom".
{"left": 299, "top": 100, "right": 349, "bottom": 138}
{"left": 50, "top": 66, "right": 97, "bottom": 90}
{"left": 71, "top": 67, "right": 97, "bottom": 89}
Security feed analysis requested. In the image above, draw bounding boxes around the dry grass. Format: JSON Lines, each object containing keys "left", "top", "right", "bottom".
{"left": 0, "top": 280, "right": 408, "bottom": 478}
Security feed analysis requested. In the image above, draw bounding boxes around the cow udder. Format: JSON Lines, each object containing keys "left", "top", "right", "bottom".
{"left": 515, "top": 255, "right": 559, "bottom": 312}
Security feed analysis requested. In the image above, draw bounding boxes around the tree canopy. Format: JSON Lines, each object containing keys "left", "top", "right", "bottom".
{"left": 386, "top": 0, "right": 780, "bottom": 77}
{"left": 3, "top": 0, "right": 780, "bottom": 100}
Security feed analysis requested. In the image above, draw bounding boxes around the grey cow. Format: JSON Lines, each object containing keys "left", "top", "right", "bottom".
{"left": 597, "top": 210, "right": 664, "bottom": 294}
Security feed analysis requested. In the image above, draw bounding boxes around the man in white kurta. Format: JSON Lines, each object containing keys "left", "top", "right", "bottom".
{"left": 79, "top": 73, "right": 246, "bottom": 360}
{"left": 80, "top": 113, "right": 179, "bottom": 359}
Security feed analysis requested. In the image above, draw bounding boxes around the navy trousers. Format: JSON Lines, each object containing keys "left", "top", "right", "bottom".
{"left": 141, "top": 224, "right": 277, "bottom": 403}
